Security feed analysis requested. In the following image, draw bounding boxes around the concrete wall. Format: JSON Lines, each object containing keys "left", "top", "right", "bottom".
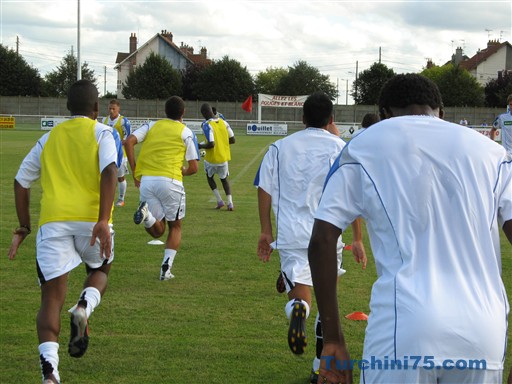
{"left": 0, "top": 96, "right": 503, "bottom": 128}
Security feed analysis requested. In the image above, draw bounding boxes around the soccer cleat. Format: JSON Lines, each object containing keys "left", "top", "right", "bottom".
{"left": 68, "top": 306, "right": 89, "bottom": 358}
{"left": 133, "top": 201, "right": 149, "bottom": 224}
{"left": 288, "top": 299, "right": 307, "bottom": 355}
{"left": 309, "top": 369, "right": 319, "bottom": 384}
{"left": 227, "top": 203, "right": 234, "bottom": 211}
{"left": 43, "top": 373, "right": 60, "bottom": 384}
{"left": 115, "top": 199, "right": 125, "bottom": 207}
{"left": 215, "top": 201, "right": 225, "bottom": 209}
{"left": 40, "top": 355, "right": 59, "bottom": 384}
{"left": 160, "top": 264, "right": 175, "bottom": 281}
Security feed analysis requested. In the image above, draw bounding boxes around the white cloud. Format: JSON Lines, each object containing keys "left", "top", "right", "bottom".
{"left": 1, "top": 0, "right": 510, "bottom": 95}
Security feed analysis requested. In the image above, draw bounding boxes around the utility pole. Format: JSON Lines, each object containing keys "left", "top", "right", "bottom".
{"left": 345, "top": 79, "right": 348, "bottom": 105}
{"left": 336, "top": 78, "right": 339, "bottom": 105}
{"left": 77, "top": 0, "right": 81, "bottom": 80}
{"left": 16, "top": 35, "right": 19, "bottom": 56}
{"left": 379, "top": 47, "right": 381, "bottom": 63}
{"left": 104, "top": 66, "right": 107, "bottom": 95}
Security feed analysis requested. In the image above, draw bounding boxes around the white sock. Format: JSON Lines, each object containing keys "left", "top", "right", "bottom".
{"left": 39, "top": 341, "right": 60, "bottom": 382}
{"left": 227, "top": 194, "right": 233, "bottom": 205}
{"left": 118, "top": 180, "right": 127, "bottom": 200}
{"left": 213, "top": 189, "right": 222, "bottom": 202}
{"left": 162, "top": 249, "right": 177, "bottom": 269}
{"left": 143, "top": 210, "right": 156, "bottom": 228}
{"left": 79, "top": 286, "right": 101, "bottom": 318}
{"left": 284, "top": 299, "right": 310, "bottom": 320}
{"left": 313, "top": 312, "right": 322, "bottom": 371}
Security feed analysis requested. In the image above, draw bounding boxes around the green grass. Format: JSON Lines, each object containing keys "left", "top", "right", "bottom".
{"left": 0, "top": 128, "right": 510, "bottom": 383}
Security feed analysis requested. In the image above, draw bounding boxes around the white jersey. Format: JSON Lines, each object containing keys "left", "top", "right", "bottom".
{"left": 254, "top": 128, "right": 346, "bottom": 249}
{"left": 315, "top": 116, "right": 512, "bottom": 369}
{"left": 493, "top": 111, "right": 512, "bottom": 155}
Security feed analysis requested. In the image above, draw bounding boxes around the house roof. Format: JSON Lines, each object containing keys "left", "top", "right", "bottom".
{"left": 459, "top": 40, "right": 511, "bottom": 71}
{"left": 114, "top": 32, "right": 195, "bottom": 69}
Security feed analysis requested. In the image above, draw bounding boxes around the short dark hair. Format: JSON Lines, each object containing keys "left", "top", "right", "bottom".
{"left": 165, "top": 96, "right": 185, "bottom": 120}
{"left": 303, "top": 92, "right": 333, "bottom": 128}
{"left": 361, "top": 113, "right": 380, "bottom": 128}
{"left": 200, "top": 103, "right": 214, "bottom": 119}
{"left": 109, "top": 99, "right": 120, "bottom": 106}
{"left": 378, "top": 74, "right": 442, "bottom": 119}
{"left": 67, "top": 80, "right": 98, "bottom": 115}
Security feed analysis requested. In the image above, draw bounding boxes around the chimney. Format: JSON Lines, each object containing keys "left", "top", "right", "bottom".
{"left": 487, "top": 39, "right": 500, "bottom": 48}
{"left": 201, "top": 47, "right": 207, "bottom": 58}
{"left": 452, "top": 47, "right": 464, "bottom": 65}
{"left": 161, "top": 30, "right": 173, "bottom": 41}
{"left": 129, "top": 33, "right": 137, "bottom": 54}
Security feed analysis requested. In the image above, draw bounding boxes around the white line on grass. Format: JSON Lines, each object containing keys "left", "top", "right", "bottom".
{"left": 208, "top": 143, "right": 269, "bottom": 202}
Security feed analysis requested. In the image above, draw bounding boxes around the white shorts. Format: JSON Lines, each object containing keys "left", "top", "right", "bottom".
{"left": 118, "top": 157, "right": 129, "bottom": 178}
{"left": 36, "top": 222, "right": 114, "bottom": 284}
{"left": 204, "top": 160, "right": 229, "bottom": 179}
{"left": 139, "top": 176, "right": 186, "bottom": 222}
{"left": 279, "top": 242, "right": 345, "bottom": 292}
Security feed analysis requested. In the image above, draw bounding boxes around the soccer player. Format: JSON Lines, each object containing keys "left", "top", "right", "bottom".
{"left": 199, "top": 103, "right": 236, "bottom": 210}
{"left": 211, "top": 106, "right": 226, "bottom": 120}
{"left": 8, "top": 79, "right": 121, "bottom": 384}
{"left": 309, "top": 74, "right": 512, "bottom": 384}
{"left": 125, "top": 96, "right": 199, "bottom": 281}
{"left": 102, "top": 99, "right": 132, "bottom": 207}
{"left": 254, "top": 92, "right": 367, "bottom": 383}
{"left": 490, "top": 94, "right": 512, "bottom": 155}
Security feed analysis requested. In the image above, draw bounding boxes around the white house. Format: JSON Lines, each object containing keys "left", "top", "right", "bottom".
{"left": 458, "top": 40, "right": 512, "bottom": 86}
{"left": 114, "top": 30, "right": 210, "bottom": 98}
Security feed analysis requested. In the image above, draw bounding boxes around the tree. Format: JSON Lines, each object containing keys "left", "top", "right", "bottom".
{"left": 276, "top": 61, "right": 337, "bottom": 99}
{"left": 101, "top": 91, "right": 118, "bottom": 99}
{"left": 44, "top": 51, "right": 96, "bottom": 97}
{"left": 484, "top": 71, "right": 512, "bottom": 107}
{"left": 193, "top": 56, "right": 254, "bottom": 101}
{"left": 122, "top": 53, "right": 182, "bottom": 100}
{"left": 421, "top": 64, "right": 484, "bottom": 107}
{"left": 255, "top": 67, "right": 288, "bottom": 95}
{"left": 181, "top": 63, "right": 208, "bottom": 100}
{"left": 352, "top": 62, "right": 395, "bottom": 105}
{"left": 0, "top": 44, "right": 42, "bottom": 96}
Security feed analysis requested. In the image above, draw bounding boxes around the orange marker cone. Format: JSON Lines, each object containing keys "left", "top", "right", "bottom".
{"left": 345, "top": 311, "right": 368, "bottom": 321}
{"left": 344, "top": 244, "right": 352, "bottom": 250}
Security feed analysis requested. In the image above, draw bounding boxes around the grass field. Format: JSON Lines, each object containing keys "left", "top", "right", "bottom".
{"left": 0, "top": 126, "right": 511, "bottom": 384}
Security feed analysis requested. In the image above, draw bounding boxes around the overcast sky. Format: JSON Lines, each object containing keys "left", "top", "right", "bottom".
{"left": 1, "top": 0, "right": 511, "bottom": 101}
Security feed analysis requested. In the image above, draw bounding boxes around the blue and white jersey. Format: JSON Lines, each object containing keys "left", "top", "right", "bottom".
{"left": 493, "top": 111, "right": 512, "bottom": 155}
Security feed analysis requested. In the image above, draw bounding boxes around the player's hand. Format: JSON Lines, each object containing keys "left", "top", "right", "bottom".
{"left": 133, "top": 177, "right": 140, "bottom": 188}
{"left": 257, "top": 233, "right": 274, "bottom": 262}
{"left": 318, "top": 342, "right": 353, "bottom": 384}
{"left": 90, "top": 221, "right": 112, "bottom": 260}
{"left": 351, "top": 239, "right": 367, "bottom": 270}
{"left": 8, "top": 227, "right": 29, "bottom": 260}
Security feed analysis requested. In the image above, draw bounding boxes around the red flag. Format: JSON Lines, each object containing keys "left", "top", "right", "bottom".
{"left": 241, "top": 95, "right": 253, "bottom": 112}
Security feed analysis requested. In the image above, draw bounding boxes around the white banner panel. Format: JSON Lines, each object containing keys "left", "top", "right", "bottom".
{"left": 247, "top": 123, "right": 288, "bottom": 136}
{"left": 471, "top": 127, "right": 501, "bottom": 141}
{"left": 41, "top": 117, "right": 69, "bottom": 130}
{"left": 259, "top": 94, "right": 308, "bottom": 108}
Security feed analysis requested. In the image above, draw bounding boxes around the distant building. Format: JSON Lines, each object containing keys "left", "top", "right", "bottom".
{"left": 114, "top": 30, "right": 211, "bottom": 98}
{"left": 457, "top": 40, "right": 512, "bottom": 86}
